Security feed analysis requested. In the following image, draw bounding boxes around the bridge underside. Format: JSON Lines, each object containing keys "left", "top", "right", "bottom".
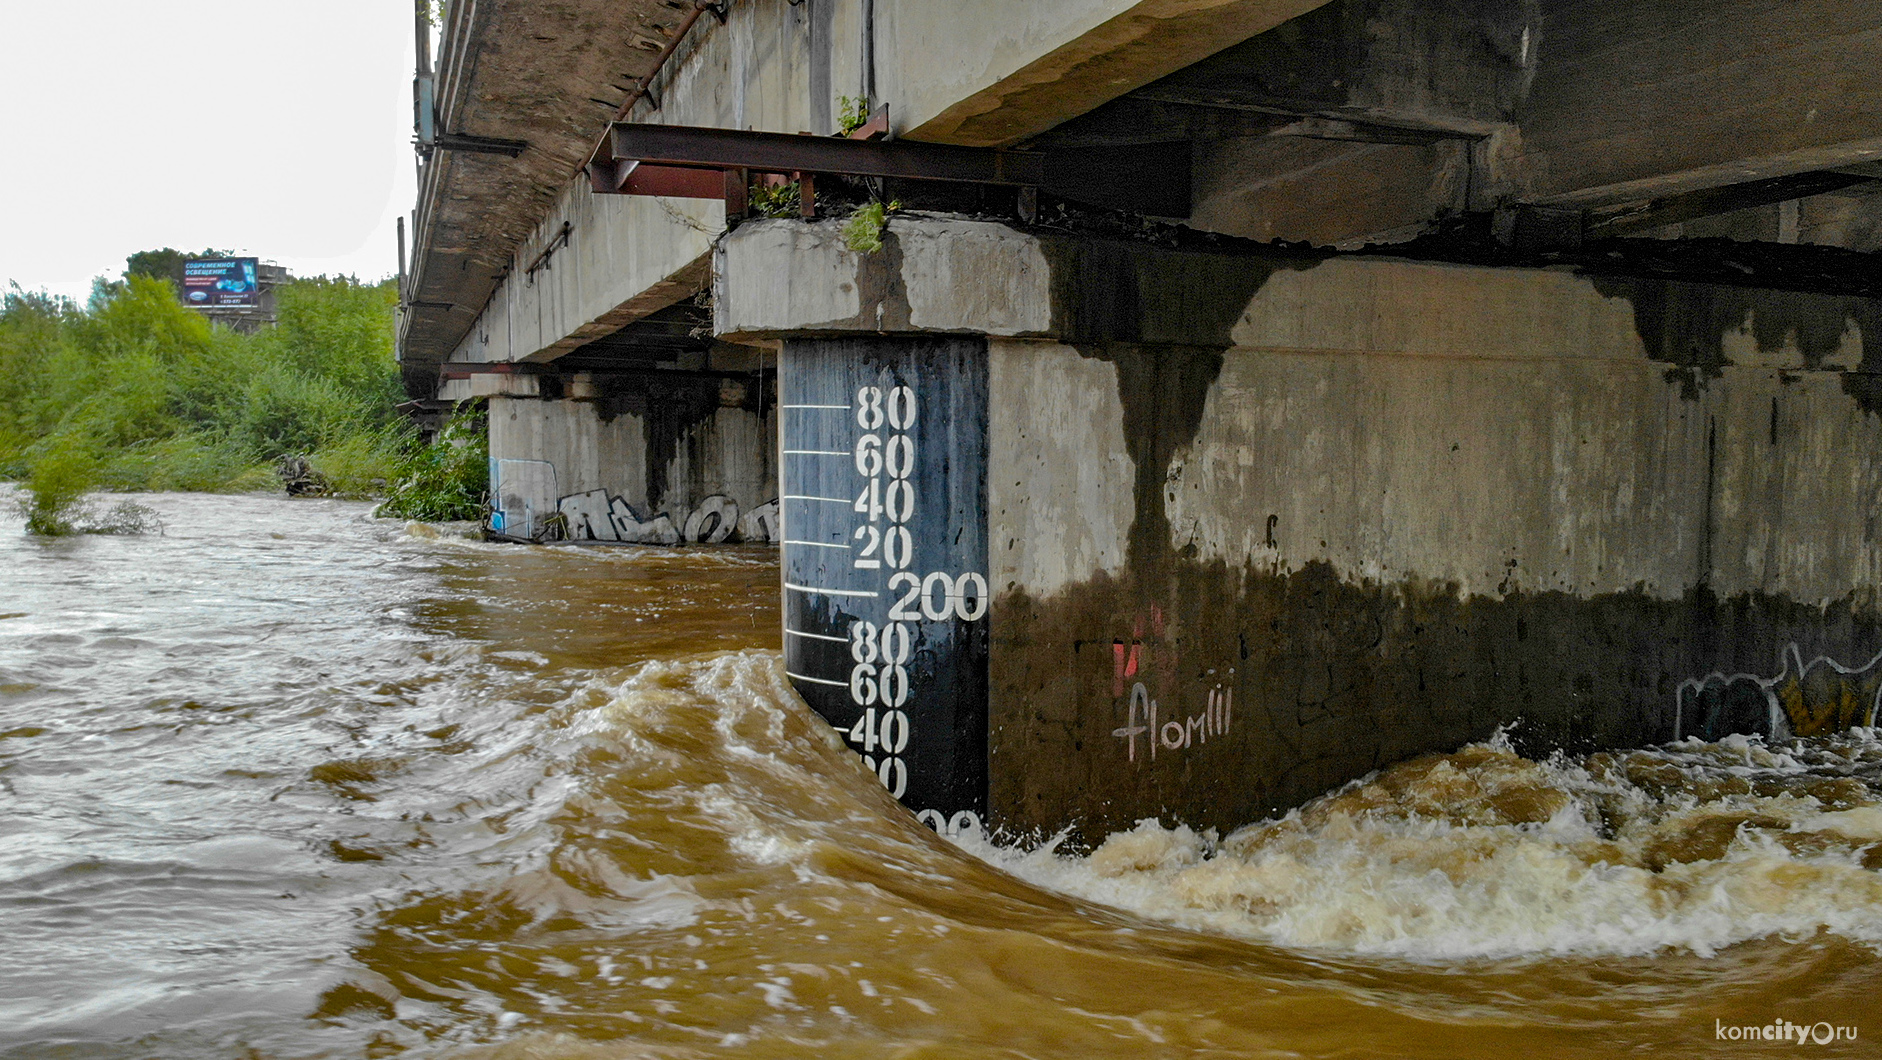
{"left": 400, "top": 0, "right": 1882, "bottom": 835}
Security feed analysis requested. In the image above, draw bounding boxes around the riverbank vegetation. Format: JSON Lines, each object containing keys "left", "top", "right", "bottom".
{"left": 1, "top": 257, "right": 487, "bottom": 532}
{"left": 375, "top": 400, "right": 488, "bottom": 522}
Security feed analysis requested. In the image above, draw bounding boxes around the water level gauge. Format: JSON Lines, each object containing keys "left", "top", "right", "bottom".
{"left": 778, "top": 336, "right": 988, "bottom": 834}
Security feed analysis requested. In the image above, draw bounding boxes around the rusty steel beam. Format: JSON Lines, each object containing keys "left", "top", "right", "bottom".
{"left": 588, "top": 161, "right": 729, "bottom": 199}
{"left": 603, "top": 123, "right": 1047, "bottom": 184}
{"left": 591, "top": 122, "right": 1191, "bottom": 216}
{"left": 847, "top": 105, "right": 891, "bottom": 142}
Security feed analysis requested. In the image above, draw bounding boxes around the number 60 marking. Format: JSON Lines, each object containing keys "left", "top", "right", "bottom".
{"left": 887, "top": 571, "right": 989, "bottom": 622}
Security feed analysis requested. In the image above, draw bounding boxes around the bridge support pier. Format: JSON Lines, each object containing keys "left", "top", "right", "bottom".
{"left": 721, "top": 216, "right": 1882, "bottom": 843}
{"left": 484, "top": 387, "right": 778, "bottom": 545}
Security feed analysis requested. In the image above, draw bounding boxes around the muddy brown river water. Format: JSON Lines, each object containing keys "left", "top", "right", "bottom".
{"left": 2, "top": 492, "right": 1878, "bottom": 1057}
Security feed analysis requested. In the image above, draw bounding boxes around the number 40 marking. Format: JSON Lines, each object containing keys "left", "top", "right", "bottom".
{"left": 847, "top": 707, "right": 911, "bottom": 754}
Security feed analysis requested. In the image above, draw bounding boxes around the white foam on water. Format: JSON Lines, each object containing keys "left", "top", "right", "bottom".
{"left": 964, "top": 730, "right": 1882, "bottom": 961}
{"left": 569, "top": 652, "right": 1882, "bottom": 964}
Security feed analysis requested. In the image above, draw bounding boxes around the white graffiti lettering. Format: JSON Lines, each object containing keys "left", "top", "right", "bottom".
{"left": 1113, "top": 682, "right": 1232, "bottom": 764}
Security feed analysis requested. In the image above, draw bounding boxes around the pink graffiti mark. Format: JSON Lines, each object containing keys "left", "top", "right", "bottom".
{"left": 1110, "top": 606, "right": 1171, "bottom": 697}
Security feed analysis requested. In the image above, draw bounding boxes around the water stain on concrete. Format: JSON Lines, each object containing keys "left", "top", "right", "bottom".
{"left": 1036, "top": 240, "right": 1323, "bottom": 574}
{"left": 597, "top": 376, "right": 721, "bottom": 511}
{"left": 1589, "top": 275, "right": 1882, "bottom": 409}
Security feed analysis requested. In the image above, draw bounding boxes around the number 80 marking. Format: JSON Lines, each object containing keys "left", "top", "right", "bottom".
{"left": 856, "top": 386, "right": 916, "bottom": 431}
{"left": 849, "top": 621, "right": 912, "bottom": 664}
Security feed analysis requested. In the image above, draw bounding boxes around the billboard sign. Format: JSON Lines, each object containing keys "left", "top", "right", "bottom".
{"left": 181, "top": 257, "right": 260, "bottom": 308}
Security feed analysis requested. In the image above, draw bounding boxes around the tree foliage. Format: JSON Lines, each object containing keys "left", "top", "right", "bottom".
{"left": 121, "top": 247, "right": 231, "bottom": 292}
{"left": 0, "top": 266, "right": 410, "bottom": 506}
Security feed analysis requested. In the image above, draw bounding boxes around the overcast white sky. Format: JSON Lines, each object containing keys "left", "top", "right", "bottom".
{"left": 0, "top": 1, "right": 416, "bottom": 301}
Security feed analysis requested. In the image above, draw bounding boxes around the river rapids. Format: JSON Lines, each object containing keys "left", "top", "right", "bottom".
{"left": 2, "top": 493, "right": 1877, "bottom": 1057}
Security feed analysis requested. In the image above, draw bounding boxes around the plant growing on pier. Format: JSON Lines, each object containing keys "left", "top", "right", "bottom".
{"left": 750, "top": 180, "right": 802, "bottom": 219}
{"left": 837, "top": 95, "right": 873, "bottom": 137}
{"left": 841, "top": 199, "right": 900, "bottom": 254}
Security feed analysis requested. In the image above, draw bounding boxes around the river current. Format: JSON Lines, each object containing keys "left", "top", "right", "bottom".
{"left": 3, "top": 492, "right": 1878, "bottom": 1058}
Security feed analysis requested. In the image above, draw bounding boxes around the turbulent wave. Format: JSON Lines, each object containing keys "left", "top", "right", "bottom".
{"left": 388, "top": 649, "right": 1882, "bottom": 974}
{"left": 970, "top": 730, "right": 1882, "bottom": 960}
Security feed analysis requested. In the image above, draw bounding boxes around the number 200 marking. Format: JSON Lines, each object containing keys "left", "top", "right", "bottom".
{"left": 888, "top": 571, "right": 989, "bottom": 622}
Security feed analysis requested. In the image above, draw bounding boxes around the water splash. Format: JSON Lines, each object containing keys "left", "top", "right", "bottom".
{"left": 968, "top": 729, "right": 1882, "bottom": 960}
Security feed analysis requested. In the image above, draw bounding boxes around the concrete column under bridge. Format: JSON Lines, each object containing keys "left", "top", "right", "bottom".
{"left": 720, "top": 216, "right": 1882, "bottom": 844}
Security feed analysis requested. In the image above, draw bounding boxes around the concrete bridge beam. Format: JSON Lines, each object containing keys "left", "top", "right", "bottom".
{"left": 1512, "top": 0, "right": 1882, "bottom": 208}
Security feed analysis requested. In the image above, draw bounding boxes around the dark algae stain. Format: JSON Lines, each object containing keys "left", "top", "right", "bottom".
{"left": 1839, "top": 300, "right": 1882, "bottom": 417}
{"left": 1035, "top": 238, "right": 1324, "bottom": 573}
{"left": 1105, "top": 345, "right": 1224, "bottom": 572}
{"left": 857, "top": 228, "right": 913, "bottom": 333}
{"left": 991, "top": 561, "right": 1882, "bottom": 847}
{"left": 597, "top": 377, "right": 720, "bottom": 511}
{"left": 1588, "top": 274, "right": 1882, "bottom": 411}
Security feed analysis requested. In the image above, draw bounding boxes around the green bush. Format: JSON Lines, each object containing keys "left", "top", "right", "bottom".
{"left": 310, "top": 426, "right": 406, "bottom": 499}
{"left": 13, "top": 435, "right": 163, "bottom": 536}
{"left": 18, "top": 438, "right": 100, "bottom": 535}
{"left": 99, "top": 434, "right": 269, "bottom": 493}
{"left": 376, "top": 402, "right": 488, "bottom": 522}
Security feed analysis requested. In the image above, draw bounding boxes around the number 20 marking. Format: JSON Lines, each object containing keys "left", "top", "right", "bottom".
{"left": 853, "top": 524, "right": 912, "bottom": 570}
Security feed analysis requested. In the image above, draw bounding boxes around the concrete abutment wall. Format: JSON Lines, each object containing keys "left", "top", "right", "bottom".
{"left": 487, "top": 389, "right": 780, "bottom": 546}
{"left": 725, "top": 216, "right": 1882, "bottom": 840}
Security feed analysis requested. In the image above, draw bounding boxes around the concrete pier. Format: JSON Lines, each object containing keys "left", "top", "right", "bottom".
{"left": 777, "top": 337, "right": 990, "bottom": 826}
{"left": 722, "top": 216, "right": 1882, "bottom": 838}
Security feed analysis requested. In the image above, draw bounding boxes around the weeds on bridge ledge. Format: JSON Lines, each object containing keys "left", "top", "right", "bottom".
{"left": 750, "top": 180, "right": 802, "bottom": 219}
{"left": 842, "top": 199, "right": 901, "bottom": 254}
{"left": 837, "top": 95, "right": 872, "bottom": 137}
